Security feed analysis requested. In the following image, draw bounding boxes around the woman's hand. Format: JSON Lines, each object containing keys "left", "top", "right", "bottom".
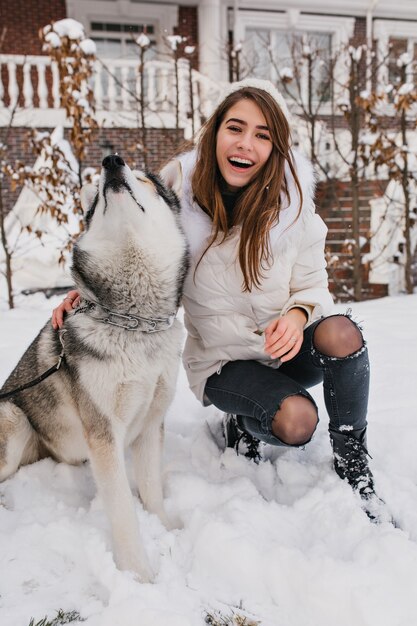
{"left": 52, "top": 290, "right": 80, "bottom": 329}
{"left": 264, "top": 308, "right": 307, "bottom": 363}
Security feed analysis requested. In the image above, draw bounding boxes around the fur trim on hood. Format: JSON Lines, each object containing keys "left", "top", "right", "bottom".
{"left": 177, "top": 148, "right": 316, "bottom": 257}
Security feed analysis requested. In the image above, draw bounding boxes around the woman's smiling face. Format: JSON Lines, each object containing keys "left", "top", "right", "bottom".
{"left": 215, "top": 98, "right": 273, "bottom": 192}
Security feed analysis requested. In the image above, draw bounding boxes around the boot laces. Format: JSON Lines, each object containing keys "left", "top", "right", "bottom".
{"left": 335, "top": 435, "right": 375, "bottom": 497}
{"left": 235, "top": 430, "right": 262, "bottom": 463}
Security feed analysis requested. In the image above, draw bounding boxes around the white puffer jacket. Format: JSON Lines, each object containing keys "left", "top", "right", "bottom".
{"left": 177, "top": 150, "right": 334, "bottom": 404}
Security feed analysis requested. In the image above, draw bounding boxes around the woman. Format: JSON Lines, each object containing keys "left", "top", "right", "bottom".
{"left": 53, "top": 78, "right": 380, "bottom": 519}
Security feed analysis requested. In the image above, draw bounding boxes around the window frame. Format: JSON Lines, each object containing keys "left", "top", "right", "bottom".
{"left": 242, "top": 28, "right": 333, "bottom": 104}
{"left": 234, "top": 10, "right": 355, "bottom": 112}
{"left": 374, "top": 19, "right": 417, "bottom": 86}
{"left": 67, "top": 0, "right": 178, "bottom": 58}
{"left": 90, "top": 21, "right": 157, "bottom": 60}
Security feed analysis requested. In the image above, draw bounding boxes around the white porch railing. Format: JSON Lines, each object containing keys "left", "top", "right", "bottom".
{"left": 0, "top": 54, "right": 221, "bottom": 132}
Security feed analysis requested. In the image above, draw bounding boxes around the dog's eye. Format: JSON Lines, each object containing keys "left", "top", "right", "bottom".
{"left": 137, "top": 176, "right": 156, "bottom": 192}
{"left": 137, "top": 175, "right": 152, "bottom": 185}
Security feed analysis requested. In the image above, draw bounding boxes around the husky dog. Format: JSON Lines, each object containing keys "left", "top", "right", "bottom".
{"left": 0, "top": 154, "right": 188, "bottom": 582}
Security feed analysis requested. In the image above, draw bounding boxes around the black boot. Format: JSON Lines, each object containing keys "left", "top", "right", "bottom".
{"left": 223, "top": 414, "right": 263, "bottom": 463}
{"left": 330, "top": 427, "right": 388, "bottom": 523}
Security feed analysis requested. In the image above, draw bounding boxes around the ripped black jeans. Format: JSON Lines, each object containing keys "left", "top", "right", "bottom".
{"left": 204, "top": 315, "right": 370, "bottom": 448}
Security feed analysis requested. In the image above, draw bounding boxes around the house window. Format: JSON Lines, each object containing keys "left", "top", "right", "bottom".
{"left": 244, "top": 29, "right": 332, "bottom": 102}
{"left": 89, "top": 20, "right": 157, "bottom": 106}
{"left": 374, "top": 19, "right": 417, "bottom": 92}
{"left": 233, "top": 10, "right": 354, "bottom": 109}
{"left": 68, "top": 0, "right": 178, "bottom": 57}
{"left": 90, "top": 21, "right": 156, "bottom": 59}
{"left": 387, "top": 37, "right": 417, "bottom": 86}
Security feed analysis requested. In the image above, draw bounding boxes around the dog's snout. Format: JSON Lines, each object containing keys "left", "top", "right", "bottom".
{"left": 102, "top": 154, "right": 125, "bottom": 170}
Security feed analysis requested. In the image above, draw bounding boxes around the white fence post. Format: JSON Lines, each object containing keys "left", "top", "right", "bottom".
{"left": 0, "top": 54, "right": 222, "bottom": 129}
{"left": 51, "top": 61, "right": 60, "bottom": 108}
{"left": 22, "top": 62, "right": 34, "bottom": 108}
{"left": 36, "top": 61, "right": 48, "bottom": 109}
{"left": 7, "top": 61, "right": 19, "bottom": 109}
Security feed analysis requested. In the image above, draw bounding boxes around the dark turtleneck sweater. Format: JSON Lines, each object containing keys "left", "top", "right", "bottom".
{"left": 221, "top": 187, "right": 245, "bottom": 228}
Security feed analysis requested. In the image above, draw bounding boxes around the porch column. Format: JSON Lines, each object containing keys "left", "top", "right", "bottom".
{"left": 198, "top": 0, "right": 224, "bottom": 81}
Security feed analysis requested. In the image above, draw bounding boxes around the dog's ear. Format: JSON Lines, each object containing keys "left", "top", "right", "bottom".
{"left": 159, "top": 160, "right": 183, "bottom": 198}
{"left": 80, "top": 183, "right": 98, "bottom": 211}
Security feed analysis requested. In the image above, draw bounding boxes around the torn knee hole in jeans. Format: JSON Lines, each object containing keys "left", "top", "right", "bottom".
{"left": 312, "top": 312, "right": 367, "bottom": 361}
{"left": 314, "top": 343, "right": 367, "bottom": 364}
{"left": 271, "top": 391, "right": 316, "bottom": 418}
{"left": 271, "top": 393, "right": 319, "bottom": 443}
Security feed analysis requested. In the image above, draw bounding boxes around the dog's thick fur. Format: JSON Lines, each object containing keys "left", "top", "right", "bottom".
{"left": 0, "top": 155, "right": 188, "bottom": 581}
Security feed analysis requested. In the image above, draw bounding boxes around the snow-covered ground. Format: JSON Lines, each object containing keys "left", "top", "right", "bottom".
{"left": 1, "top": 293, "right": 417, "bottom": 626}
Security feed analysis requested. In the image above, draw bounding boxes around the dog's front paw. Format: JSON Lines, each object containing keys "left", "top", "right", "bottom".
{"left": 126, "top": 561, "right": 155, "bottom": 584}
{"left": 115, "top": 549, "right": 155, "bottom": 583}
{"left": 159, "top": 511, "right": 183, "bottom": 531}
{"left": 135, "top": 563, "right": 155, "bottom": 584}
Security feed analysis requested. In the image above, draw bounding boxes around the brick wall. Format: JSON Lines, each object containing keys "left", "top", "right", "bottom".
{"left": 82, "top": 127, "right": 184, "bottom": 171}
{"left": 0, "top": 126, "right": 185, "bottom": 220}
{"left": 316, "top": 179, "right": 389, "bottom": 301}
{"left": 351, "top": 16, "right": 366, "bottom": 47}
{"left": 0, "top": 127, "right": 34, "bottom": 217}
{"left": 175, "top": 6, "right": 199, "bottom": 69}
{"left": 0, "top": 0, "right": 66, "bottom": 55}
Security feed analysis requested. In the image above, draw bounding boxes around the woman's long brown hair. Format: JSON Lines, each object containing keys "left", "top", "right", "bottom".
{"left": 191, "top": 86, "right": 303, "bottom": 292}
